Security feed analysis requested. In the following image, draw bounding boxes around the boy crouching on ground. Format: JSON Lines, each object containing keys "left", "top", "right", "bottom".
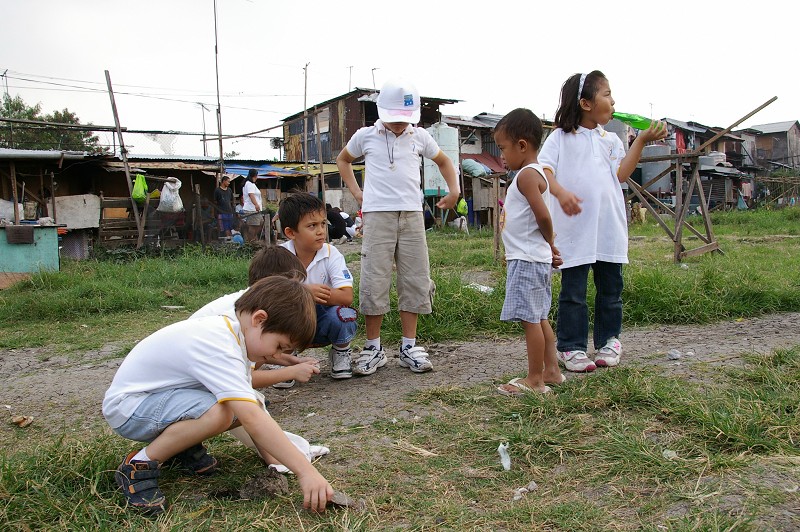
{"left": 102, "top": 276, "right": 333, "bottom": 514}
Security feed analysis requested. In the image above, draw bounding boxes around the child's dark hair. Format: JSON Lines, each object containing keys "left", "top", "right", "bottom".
{"left": 554, "top": 70, "right": 607, "bottom": 133}
{"left": 494, "top": 108, "right": 543, "bottom": 149}
{"left": 278, "top": 190, "right": 325, "bottom": 231}
{"left": 235, "top": 276, "right": 316, "bottom": 349}
{"left": 248, "top": 245, "right": 307, "bottom": 285}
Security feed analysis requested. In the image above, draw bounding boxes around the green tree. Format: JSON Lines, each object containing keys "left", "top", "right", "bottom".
{"left": 0, "top": 94, "right": 107, "bottom": 153}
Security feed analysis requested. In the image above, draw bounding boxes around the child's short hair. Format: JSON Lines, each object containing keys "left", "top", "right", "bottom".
{"left": 235, "top": 276, "right": 316, "bottom": 349}
{"left": 554, "top": 70, "right": 607, "bottom": 133}
{"left": 278, "top": 191, "right": 325, "bottom": 232}
{"left": 494, "top": 108, "right": 543, "bottom": 150}
{"left": 248, "top": 245, "right": 307, "bottom": 285}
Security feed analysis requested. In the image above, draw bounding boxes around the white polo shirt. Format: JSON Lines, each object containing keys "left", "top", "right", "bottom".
{"left": 539, "top": 126, "right": 628, "bottom": 269}
{"left": 102, "top": 315, "right": 258, "bottom": 429}
{"left": 190, "top": 288, "right": 248, "bottom": 319}
{"left": 280, "top": 241, "right": 353, "bottom": 289}
{"left": 344, "top": 120, "right": 441, "bottom": 212}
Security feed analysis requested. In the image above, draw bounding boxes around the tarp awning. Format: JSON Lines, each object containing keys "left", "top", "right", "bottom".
{"left": 461, "top": 152, "right": 505, "bottom": 174}
{"left": 224, "top": 163, "right": 306, "bottom": 179}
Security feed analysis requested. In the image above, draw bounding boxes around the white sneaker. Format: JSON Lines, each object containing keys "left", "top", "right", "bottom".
{"left": 329, "top": 347, "right": 353, "bottom": 379}
{"left": 398, "top": 345, "right": 433, "bottom": 373}
{"left": 264, "top": 364, "right": 296, "bottom": 389}
{"left": 595, "top": 338, "right": 622, "bottom": 367}
{"left": 556, "top": 350, "right": 596, "bottom": 372}
{"left": 352, "top": 345, "right": 387, "bottom": 376}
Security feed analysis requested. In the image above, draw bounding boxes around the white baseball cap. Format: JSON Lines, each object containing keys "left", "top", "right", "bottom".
{"left": 377, "top": 78, "right": 420, "bottom": 124}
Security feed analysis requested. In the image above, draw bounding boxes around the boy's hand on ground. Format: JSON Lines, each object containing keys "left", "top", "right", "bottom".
{"left": 290, "top": 361, "right": 321, "bottom": 383}
{"left": 297, "top": 470, "right": 334, "bottom": 512}
{"left": 308, "top": 284, "right": 331, "bottom": 304}
{"left": 436, "top": 191, "right": 459, "bottom": 210}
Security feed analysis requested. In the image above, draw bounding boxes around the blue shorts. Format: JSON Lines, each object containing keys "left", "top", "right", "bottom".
{"left": 112, "top": 388, "right": 218, "bottom": 443}
{"left": 218, "top": 213, "right": 235, "bottom": 231}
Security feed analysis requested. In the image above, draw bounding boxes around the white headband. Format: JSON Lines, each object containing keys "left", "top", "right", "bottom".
{"left": 577, "top": 73, "right": 587, "bottom": 103}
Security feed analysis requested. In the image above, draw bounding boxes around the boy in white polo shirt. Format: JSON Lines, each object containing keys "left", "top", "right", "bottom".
{"left": 190, "top": 245, "right": 322, "bottom": 388}
{"left": 336, "top": 77, "right": 459, "bottom": 375}
{"left": 278, "top": 192, "right": 358, "bottom": 379}
{"left": 103, "top": 276, "right": 333, "bottom": 515}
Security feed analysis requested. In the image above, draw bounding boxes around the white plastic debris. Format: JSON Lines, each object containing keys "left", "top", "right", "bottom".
{"left": 685, "top": 350, "right": 695, "bottom": 357}
{"left": 662, "top": 449, "right": 679, "bottom": 460}
{"left": 467, "top": 282, "right": 494, "bottom": 294}
{"left": 667, "top": 349, "right": 682, "bottom": 360}
{"left": 498, "top": 442, "right": 511, "bottom": 471}
{"left": 680, "top": 263, "right": 689, "bottom": 270}
{"left": 512, "top": 480, "right": 539, "bottom": 501}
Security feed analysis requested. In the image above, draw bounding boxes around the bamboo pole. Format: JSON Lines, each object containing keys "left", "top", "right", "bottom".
{"left": 105, "top": 70, "right": 143, "bottom": 248}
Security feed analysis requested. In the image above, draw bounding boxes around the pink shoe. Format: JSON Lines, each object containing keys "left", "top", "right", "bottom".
{"left": 556, "top": 350, "right": 596, "bottom": 372}
{"left": 595, "top": 338, "right": 622, "bottom": 367}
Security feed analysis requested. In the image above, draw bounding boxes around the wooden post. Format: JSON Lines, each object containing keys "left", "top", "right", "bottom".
{"left": 10, "top": 162, "right": 19, "bottom": 225}
{"left": 315, "top": 110, "right": 327, "bottom": 207}
{"left": 105, "top": 70, "right": 143, "bottom": 248}
{"left": 50, "top": 171, "right": 57, "bottom": 222}
{"left": 492, "top": 174, "right": 500, "bottom": 261}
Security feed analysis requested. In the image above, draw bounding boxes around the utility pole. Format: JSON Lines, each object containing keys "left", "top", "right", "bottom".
{"left": 303, "top": 62, "right": 310, "bottom": 178}
{"left": 213, "top": 0, "right": 224, "bottom": 181}
{"left": 197, "top": 102, "right": 209, "bottom": 156}
{"left": 371, "top": 67, "right": 379, "bottom": 89}
{"left": 347, "top": 65, "right": 353, "bottom": 92}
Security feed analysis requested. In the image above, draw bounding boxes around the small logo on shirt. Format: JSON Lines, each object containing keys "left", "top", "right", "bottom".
{"left": 343, "top": 269, "right": 352, "bottom": 280}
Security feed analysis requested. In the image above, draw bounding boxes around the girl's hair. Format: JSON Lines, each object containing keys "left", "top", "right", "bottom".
{"left": 494, "top": 108, "right": 543, "bottom": 149}
{"left": 553, "top": 70, "right": 607, "bottom": 133}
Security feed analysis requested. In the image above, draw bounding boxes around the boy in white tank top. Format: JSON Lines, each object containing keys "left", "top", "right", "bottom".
{"left": 494, "top": 108, "right": 566, "bottom": 395}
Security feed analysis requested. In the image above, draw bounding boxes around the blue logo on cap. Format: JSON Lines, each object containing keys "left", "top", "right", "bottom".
{"left": 404, "top": 94, "right": 414, "bottom": 107}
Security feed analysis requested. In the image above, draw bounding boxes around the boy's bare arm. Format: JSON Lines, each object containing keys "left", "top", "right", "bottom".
{"left": 325, "top": 286, "right": 354, "bottom": 307}
{"left": 517, "top": 169, "right": 555, "bottom": 245}
{"left": 542, "top": 167, "right": 582, "bottom": 215}
{"left": 251, "top": 362, "right": 320, "bottom": 388}
{"left": 618, "top": 120, "right": 668, "bottom": 182}
{"left": 231, "top": 401, "right": 333, "bottom": 512}
{"left": 336, "top": 149, "right": 363, "bottom": 205}
{"left": 432, "top": 151, "right": 460, "bottom": 209}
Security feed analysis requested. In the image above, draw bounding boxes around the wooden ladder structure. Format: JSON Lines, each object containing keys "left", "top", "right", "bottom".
{"left": 626, "top": 97, "right": 776, "bottom": 262}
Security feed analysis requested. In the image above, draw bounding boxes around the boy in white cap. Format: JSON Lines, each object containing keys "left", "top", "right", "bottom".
{"left": 336, "top": 77, "right": 459, "bottom": 375}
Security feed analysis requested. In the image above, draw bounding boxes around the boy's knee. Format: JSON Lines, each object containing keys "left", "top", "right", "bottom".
{"left": 204, "top": 403, "right": 236, "bottom": 433}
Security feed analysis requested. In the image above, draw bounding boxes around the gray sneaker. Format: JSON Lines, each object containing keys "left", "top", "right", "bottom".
{"left": 352, "top": 345, "right": 387, "bottom": 376}
{"left": 329, "top": 347, "right": 353, "bottom": 379}
{"left": 399, "top": 345, "right": 433, "bottom": 373}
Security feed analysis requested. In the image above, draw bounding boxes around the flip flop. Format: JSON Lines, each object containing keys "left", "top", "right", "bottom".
{"left": 497, "top": 377, "right": 552, "bottom": 396}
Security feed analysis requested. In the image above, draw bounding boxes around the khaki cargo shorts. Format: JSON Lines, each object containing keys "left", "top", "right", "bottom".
{"left": 359, "top": 211, "right": 435, "bottom": 315}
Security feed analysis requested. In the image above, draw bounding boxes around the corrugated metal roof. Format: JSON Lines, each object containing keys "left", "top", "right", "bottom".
{"left": 665, "top": 118, "right": 707, "bottom": 133}
{"left": 0, "top": 148, "right": 91, "bottom": 160}
{"left": 749, "top": 121, "right": 799, "bottom": 134}
{"left": 442, "top": 116, "right": 489, "bottom": 128}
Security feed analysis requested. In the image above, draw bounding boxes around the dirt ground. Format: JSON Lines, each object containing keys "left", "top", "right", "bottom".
{"left": 2, "top": 311, "right": 800, "bottom": 444}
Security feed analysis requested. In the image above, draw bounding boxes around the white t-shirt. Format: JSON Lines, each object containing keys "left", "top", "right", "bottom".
{"left": 243, "top": 180, "right": 262, "bottom": 212}
{"left": 190, "top": 288, "right": 248, "bottom": 319}
{"left": 102, "top": 315, "right": 258, "bottom": 428}
{"left": 539, "top": 126, "right": 628, "bottom": 269}
{"left": 345, "top": 120, "right": 443, "bottom": 212}
{"left": 280, "top": 241, "right": 353, "bottom": 289}
{"left": 501, "top": 163, "right": 552, "bottom": 264}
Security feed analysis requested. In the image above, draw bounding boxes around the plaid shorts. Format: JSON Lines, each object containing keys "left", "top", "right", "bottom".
{"left": 500, "top": 259, "right": 552, "bottom": 323}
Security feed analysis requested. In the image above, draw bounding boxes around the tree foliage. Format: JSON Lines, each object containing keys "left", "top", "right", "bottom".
{"left": 0, "top": 94, "right": 108, "bottom": 153}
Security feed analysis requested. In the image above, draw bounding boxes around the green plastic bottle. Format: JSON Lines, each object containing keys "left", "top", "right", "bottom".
{"left": 613, "top": 112, "right": 661, "bottom": 130}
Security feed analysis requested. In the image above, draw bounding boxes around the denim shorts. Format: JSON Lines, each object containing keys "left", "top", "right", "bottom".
{"left": 112, "top": 388, "right": 218, "bottom": 443}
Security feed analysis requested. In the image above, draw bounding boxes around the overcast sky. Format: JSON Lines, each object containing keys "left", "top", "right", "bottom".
{"left": 1, "top": 0, "right": 796, "bottom": 159}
